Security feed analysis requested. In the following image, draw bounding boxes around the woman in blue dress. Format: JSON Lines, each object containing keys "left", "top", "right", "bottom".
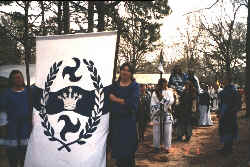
{"left": 218, "top": 74, "right": 241, "bottom": 155}
{"left": 109, "top": 63, "right": 140, "bottom": 167}
{"left": 0, "top": 70, "right": 32, "bottom": 167}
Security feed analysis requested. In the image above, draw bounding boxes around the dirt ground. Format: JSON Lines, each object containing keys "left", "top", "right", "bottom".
{"left": 108, "top": 108, "right": 249, "bottom": 167}
{"left": 0, "top": 109, "right": 249, "bottom": 167}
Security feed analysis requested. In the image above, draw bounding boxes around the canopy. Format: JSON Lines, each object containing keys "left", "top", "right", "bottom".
{"left": 115, "top": 73, "right": 171, "bottom": 84}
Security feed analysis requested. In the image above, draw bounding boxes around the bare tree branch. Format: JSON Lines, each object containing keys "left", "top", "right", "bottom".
{"left": 183, "top": 0, "right": 220, "bottom": 16}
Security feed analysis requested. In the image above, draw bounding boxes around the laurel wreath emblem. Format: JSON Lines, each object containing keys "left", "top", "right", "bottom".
{"left": 39, "top": 59, "right": 104, "bottom": 152}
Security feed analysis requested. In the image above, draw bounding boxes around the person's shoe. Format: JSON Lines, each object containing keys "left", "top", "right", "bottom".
{"left": 185, "top": 137, "right": 191, "bottom": 142}
{"left": 152, "top": 148, "right": 160, "bottom": 153}
{"left": 162, "top": 149, "right": 170, "bottom": 154}
{"left": 217, "top": 147, "right": 225, "bottom": 153}
{"left": 217, "top": 147, "right": 232, "bottom": 156}
{"left": 176, "top": 136, "right": 182, "bottom": 141}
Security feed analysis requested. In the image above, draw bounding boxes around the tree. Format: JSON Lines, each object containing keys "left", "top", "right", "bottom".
{"left": 87, "top": 1, "right": 94, "bottom": 32}
{"left": 63, "top": 1, "right": 70, "bottom": 34}
{"left": 199, "top": 0, "right": 246, "bottom": 79}
{"left": 245, "top": 0, "right": 250, "bottom": 117}
{"left": 114, "top": 1, "right": 171, "bottom": 72}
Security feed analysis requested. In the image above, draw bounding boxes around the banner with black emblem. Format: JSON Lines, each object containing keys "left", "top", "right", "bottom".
{"left": 24, "top": 32, "right": 117, "bottom": 167}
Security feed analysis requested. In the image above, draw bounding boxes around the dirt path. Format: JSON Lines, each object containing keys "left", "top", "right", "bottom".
{"left": 131, "top": 112, "right": 249, "bottom": 167}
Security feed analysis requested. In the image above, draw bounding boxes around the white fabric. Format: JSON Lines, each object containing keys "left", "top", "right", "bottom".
{"left": 0, "top": 112, "right": 7, "bottom": 126}
{"left": 194, "top": 75, "right": 201, "bottom": 94}
{"left": 157, "top": 63, "right": 164, "bottom": 73}
{"left": 150, "top": 89, "right": 175, "bottom": 124}
{"left": 209, "top": 88, "right": 219, "bottom": 111}
{"left": 198, "top": 105, "right": 213, "bottom": 126}
{"left": 4, "top": 140, "right": 18, "bottom": 147}
{"left": 150, "top": 89, "right": 174, "bottom": 149}
{"left": 24, "top": 32, "right": 117, "bottom": 167}
{"left": 153, "top": 122, "right": 172, "bottom": 149}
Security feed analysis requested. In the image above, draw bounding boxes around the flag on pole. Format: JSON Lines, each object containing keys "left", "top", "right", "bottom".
{"left": 158, "top": 49, "right": 164, "bottom": 73}
{"left": 24, "top": 32, "right": 117, "bottom": 167}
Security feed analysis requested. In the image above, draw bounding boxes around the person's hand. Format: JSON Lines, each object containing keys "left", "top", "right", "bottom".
{"left": 109, "top": 94, "right": 125, "bottom": 104}
{"left": 109, "top": 94, "right": 116, "bottom": 101}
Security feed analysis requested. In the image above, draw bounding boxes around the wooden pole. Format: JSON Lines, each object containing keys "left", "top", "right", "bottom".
{"left": 112, "top": 29, "right": 121, "bottom": 83}
{"left": 24, "top": 1, "right": 33, "bottom": 128}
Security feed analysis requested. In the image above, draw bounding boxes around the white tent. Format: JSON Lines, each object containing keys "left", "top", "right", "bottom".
{"left": 0, "top": 64, "right": 36, "bottom": 85}
{"left": 134, "top": 74, "right": 171, "bottom": 84}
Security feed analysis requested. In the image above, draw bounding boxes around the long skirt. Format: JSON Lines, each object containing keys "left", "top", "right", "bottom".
{"left": 198, "top": 105, "right": 213, "bottom": 126}
{"left": 153, "top": 122, "right": 172, "bottom": 150}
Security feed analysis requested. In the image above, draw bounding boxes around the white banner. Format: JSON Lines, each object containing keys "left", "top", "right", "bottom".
{"left": 25, "top": 32, "right": 117, "bottom": 167}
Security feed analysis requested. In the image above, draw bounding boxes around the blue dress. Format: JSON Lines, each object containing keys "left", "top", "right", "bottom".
{"left": 0, "top": 87, "right": 32, "bottom": 146}
{"left": 109, "top": 80, "right": 140, "bottom": 159}
{"left": 218, "top": 84, "right": 241, "bottom": 143}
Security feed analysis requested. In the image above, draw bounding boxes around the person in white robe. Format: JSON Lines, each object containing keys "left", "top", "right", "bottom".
{"left": 150, "top": 78, "right": 175, "bottom": 153}
{"left": 198, "top": 84, "right": 213, "bottom": 126}
{"left": 209, "top": 84, "right": 219, "bottom": 113}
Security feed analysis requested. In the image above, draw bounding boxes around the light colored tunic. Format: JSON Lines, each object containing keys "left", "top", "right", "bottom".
{"left": 150, "top": 89, "right": 175, "bottom": 149}
{"left": 198, "top": 105, "right": 213, "bottom": 126}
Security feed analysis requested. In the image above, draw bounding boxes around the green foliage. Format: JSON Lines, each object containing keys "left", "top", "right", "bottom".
{"left": 0, "top": 1, "right": 14, "bottom": 6}
{"left": 112, "top": 1, "right": 171, "bottom": 72}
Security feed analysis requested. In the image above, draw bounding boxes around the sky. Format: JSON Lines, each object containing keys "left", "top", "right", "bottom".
{"left": 159, "top": 0, "right": 248, "bottom": 62}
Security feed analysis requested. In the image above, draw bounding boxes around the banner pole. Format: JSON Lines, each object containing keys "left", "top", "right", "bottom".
{"left": 112, "top": 29, "right": 121, "bottom": 83}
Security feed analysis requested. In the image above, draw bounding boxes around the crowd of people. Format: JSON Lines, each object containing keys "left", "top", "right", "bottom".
{"left": 108, "top": 63, "right": 243, "bottom": 166}
{"left": 0, "top": 63, "right": 244, "bottom": 167}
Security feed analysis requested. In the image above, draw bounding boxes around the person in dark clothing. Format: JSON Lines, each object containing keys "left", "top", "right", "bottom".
{"left": 187, "top": 70, "right": 200, "bottom": 94}
{"left": 218, "top": 74, "right": 241, "bottom": 156}
{"left": 175, "top": 80, "right": 196, "bottom": 142}
{"left": 198, "top": 84, "right": 213, "bottom": 126}
{"left": 109, "top": 63, "right": 140, "bottom": 167}
{"left": 187, "top": 70, "right": 201, "bottom": 115}
{"left": 0, "top": 70, "right": 32, "bottom": 167}
{"left": 137, "top": 84, "right": 150, "bottom": 143}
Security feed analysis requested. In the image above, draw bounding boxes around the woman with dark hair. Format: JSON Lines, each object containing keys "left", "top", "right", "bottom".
{"left": 109, "top": 63, "right": 140, "bottom": 167}
{"left": 150, "top": 78, "right": 175, "bottom": 153}
{"left": 0, "top": 70, "right": 32, "bottom": 167}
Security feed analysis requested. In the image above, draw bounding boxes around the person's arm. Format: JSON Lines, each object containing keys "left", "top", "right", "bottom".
{"left": 109, "top": 93, "right": 125, "bottom": 104}
{"left": 123, "top": 83, "right": 140, "bottom": 112}
{"left": 0, "top": 90, "right": 8, "bottom": 126}
{"left": 31, "top": 85, "right": 43, "bottom": 111}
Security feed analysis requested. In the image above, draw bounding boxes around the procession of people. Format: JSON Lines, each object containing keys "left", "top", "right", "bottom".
{"left": 0, "top": 63, "right": 244, "bottom": 167}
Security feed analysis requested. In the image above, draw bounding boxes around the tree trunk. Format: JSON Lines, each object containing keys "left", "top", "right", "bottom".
{"left": 57, "top": 1, "right": 63, "bottom": 35}
{"left": 24, "top": 1, "right": 33, "bottom": 128}
{"left": 63, "top": 1, "right": 70, "bottom": 34}
{"left": 246, "top": 1, "right": 250, "bottom": 117}
{"left": 40, "top": 1, "right": 46, "bottom": 36}
{"left": 95, "top": 1, "right": 105, "bottom": 32}
{"left": 88, "top": 1, "right": 94, "bottom": 32}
